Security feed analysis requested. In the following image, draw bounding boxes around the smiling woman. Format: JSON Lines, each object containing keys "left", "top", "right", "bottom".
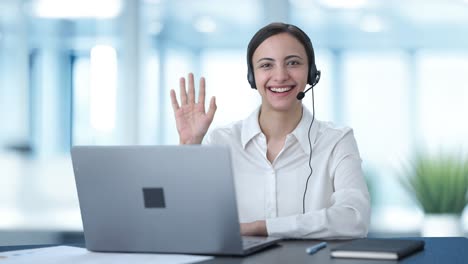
{"left": 170, "top": 22, "right": 371, "bottom": 239}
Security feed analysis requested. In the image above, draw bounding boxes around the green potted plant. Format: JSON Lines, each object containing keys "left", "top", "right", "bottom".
{"left": 399, "top": 152, "right": 468, "bottom": 236}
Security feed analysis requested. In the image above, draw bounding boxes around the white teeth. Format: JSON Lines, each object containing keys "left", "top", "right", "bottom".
{"left": 270, "top": 87, "right": 292, "bottom": 93}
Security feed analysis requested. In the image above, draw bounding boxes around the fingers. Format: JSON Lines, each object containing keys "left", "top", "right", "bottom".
{"left": 198, "top": 77, "right": 206, "bottom": 110}
{"left": 178, "top": 73, "right": 209, "bottom": 109}
{"left": 207, "top": 96, "right": 217, "bottom": 121}
{"left": 188, "top": 73, "right": 196, "bottom": 104}
{"left": 179, "top": 77, "right": 187, "bottom": 105}
{"left": 170, "top": 89, "right": 180, "bottom": 112}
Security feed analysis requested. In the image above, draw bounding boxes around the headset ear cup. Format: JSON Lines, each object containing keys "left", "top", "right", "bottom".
{"left": 247, "top": 68, "right": 256, "bottom": 89}
{"left": 308, "top": 64, "right": 317, "bottom": 86}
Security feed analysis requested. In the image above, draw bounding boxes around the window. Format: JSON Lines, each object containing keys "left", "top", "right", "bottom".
{"left": 343, "top": 52, "right": 412, "bottom": 168}
{"left": 72, "top": 45, "right": 118, "bottom": 145}
{"left": 416, "top": 52, "right": 468, "bottom": 152}
{"left": 342, "top": 52, "right": 413, "bottom": 210}
{"left": 201, "top": 50, "right": 260, "bottom": 128}
{"left": 163, "top": 49, "right": 192, "bottom": 144}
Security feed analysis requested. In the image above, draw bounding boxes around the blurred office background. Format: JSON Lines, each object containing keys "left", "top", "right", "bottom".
{"left": 1, "top": 0, "right": 468, "bottom": 245}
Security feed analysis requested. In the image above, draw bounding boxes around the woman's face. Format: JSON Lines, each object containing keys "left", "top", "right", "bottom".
{"left": 252, "top": 32, "right": 309, "bottom": 113}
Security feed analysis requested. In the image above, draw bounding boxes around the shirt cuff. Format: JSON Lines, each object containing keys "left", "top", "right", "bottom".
{"left": 265, "top": 215, "right": 298, "bottom": 237}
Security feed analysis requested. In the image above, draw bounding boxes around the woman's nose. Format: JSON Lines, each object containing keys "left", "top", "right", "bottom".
{"left": 273, "top": 66, "right": 289, "bottom": 82}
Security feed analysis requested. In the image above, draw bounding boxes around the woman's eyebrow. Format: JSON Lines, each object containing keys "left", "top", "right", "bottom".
{"left": 256, "top": 57, "right": 274, "bottom": 63}
{"left": 256, "top": 55, "right": 304, "bottom": 63}
{"left": 285, "top": 55, "right": 303, "bottom": 60}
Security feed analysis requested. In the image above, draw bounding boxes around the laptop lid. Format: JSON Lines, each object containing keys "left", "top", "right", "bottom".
{"left": 71, "top": 145, "right": 271, "bottom": 255}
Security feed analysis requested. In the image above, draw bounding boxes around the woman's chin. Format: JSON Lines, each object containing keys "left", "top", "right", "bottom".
{"left": 264, "top": 100, "right": 301, "bottom": 113}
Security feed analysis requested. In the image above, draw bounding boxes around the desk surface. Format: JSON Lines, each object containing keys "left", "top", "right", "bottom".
{"left": 1, "top": 237, "right": 466, "bottom": 264}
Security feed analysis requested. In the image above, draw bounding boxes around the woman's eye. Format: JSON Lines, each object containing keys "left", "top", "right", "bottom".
{"left": 287, "top": 61, "right": 300, "bottom": 66}
{"left": 260, "top": 63, "right": 272, "bottom": 68}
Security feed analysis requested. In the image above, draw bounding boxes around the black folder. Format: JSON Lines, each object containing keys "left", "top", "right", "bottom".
{"left": 330, "top": 239, "right": 425, "bottom": 260}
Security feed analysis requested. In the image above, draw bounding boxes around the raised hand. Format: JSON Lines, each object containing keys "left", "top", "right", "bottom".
{"left": 170, "top": 73, "right": 217, "bottom": 144}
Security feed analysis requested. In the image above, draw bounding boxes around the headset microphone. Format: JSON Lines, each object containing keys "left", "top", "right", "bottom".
{"left": 296, "top": 70, "right": 321, "bottom": 100}
{"left": 296, "top": 86, "right": 313, "bottom": 100}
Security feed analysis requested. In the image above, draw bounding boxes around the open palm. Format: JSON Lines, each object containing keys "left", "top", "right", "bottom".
{"left": 170, "top": 73, "right": 217, "bottom": 144}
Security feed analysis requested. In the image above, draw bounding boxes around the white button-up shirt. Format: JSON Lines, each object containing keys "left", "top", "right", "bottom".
{"left": 203, "top": 107, "right": 371, "bottom": 239}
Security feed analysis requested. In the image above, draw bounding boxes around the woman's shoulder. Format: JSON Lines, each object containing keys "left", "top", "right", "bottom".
{"left": 318, "top": 120, "right": 353, "bottom": 133}
{"left": 315, "top": 120, "right": 355, "bottom": 142}
{"left": 205, "top": 108, "right": 259, "bottom": 144}
{"left": 203, "top": 120, "right": 243, "bottom": 144}
{"left": 210, "top": 120, "right": 243, "bottom": 135}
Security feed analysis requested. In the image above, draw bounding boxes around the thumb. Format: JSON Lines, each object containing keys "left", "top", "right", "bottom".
{"left": 207, "top": 96, "right": 217, "bottom": 121}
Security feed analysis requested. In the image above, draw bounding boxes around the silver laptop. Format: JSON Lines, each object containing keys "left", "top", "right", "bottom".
{"left": 71, "top": 145, "right": 281, "bottom": 256}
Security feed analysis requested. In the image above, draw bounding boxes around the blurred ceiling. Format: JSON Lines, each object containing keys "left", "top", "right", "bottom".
{"left": 1, "top": 0, "right": 468, "bottom": 50}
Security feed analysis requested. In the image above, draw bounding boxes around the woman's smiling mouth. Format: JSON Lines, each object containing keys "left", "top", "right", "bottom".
{"left": 268, "top": 86, "right": 294, "bottom": 93}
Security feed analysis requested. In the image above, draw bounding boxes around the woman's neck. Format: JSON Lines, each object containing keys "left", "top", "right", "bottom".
{"left": 258, "top": 104, "right": 303, "bottom": 140}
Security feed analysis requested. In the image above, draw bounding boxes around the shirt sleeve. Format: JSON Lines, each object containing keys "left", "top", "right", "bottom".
{"left": 202, "top": 129, "right": 217, "bottom": 145}
{"left": 265, "top": 130, "right": 371, "bottom": 239}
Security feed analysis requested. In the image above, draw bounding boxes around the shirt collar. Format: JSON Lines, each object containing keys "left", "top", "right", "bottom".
{"left": 241, "top": 106, "right": 319, "bottom": 152}
{"left": 291, "top": 107, "right": 319, "bottom": 154}
{"left": 241, "top": 107, "right": 262, "bottom": 149}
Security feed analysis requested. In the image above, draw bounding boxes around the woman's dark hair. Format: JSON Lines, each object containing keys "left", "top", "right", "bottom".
{"left": 246, "top": 22, "right": 317, "bottom": 89}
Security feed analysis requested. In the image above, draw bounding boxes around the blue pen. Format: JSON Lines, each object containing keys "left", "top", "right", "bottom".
{"left": 306, "top": 242, "right": 327, "bottom": 255}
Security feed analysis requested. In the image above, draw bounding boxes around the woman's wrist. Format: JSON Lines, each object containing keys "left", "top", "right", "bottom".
{"left": 179, "top": 136, "right": 203, "bottom": 145}
{"left": 255, "top": 220, "right": 268, "bottom": 236}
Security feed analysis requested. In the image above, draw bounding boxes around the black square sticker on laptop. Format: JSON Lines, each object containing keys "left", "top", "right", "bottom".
{"left": 143, "top": 187, "right": 166, "bottom": 208}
